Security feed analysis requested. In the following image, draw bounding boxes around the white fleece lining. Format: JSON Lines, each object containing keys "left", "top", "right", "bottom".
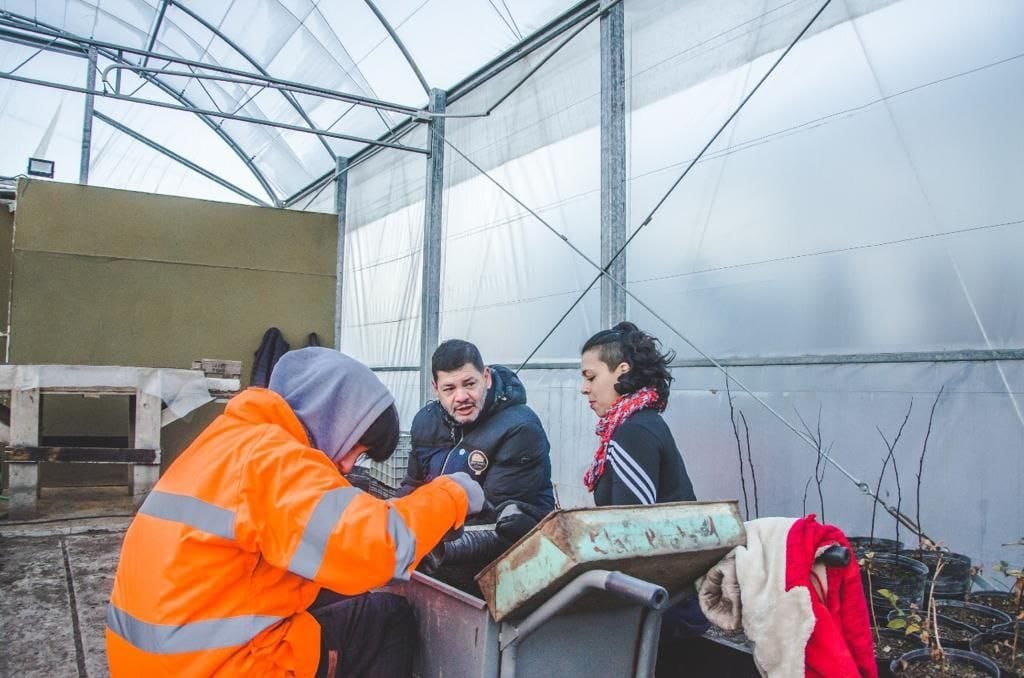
{"left": 734, "top": 517, "right": 816, "bottom": 678}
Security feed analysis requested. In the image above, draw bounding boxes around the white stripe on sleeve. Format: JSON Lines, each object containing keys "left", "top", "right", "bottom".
{"left": 607, "top": 440, "right": 656, "bottom": 504}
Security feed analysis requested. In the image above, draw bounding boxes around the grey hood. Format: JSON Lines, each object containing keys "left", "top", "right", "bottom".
{"left": 269, "top": 347, "right": 394, "bottom": 462}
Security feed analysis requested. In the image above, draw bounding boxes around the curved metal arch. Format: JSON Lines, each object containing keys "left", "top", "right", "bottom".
{"left": 93, "top": 111, "right": 271, "bottom": 206}
{"left": 361, "top": 0, "right": 431, "bottom": 97}
{"left": 142, "top": 0, "right": 170, "bottom": 66}
{"left": 169, "top": 1, "right": 338, "bottom": 161}
{"left": 100, "top": 48, "right": 282, "bottom": 205}
{"left": 0, "top": 10, "right": 281, "bottom": 205}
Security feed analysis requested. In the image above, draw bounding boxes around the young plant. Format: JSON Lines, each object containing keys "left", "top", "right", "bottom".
{"left": 994, "top": 553, "right": 1024, "bottom": 672}
{"left": 875, "top": 398, "right": 912, "bottom": 548}
{"left": 879, "top": 588, "right": 923, "bottom": 638}
{"left": 925, "top": 554, "right": 948, "bottom": 664}
{"left": 861, "top": 551, "right": 882, "bottom": 643}
{"left": 914, "top": 385, "right": 945, "bottom": 545}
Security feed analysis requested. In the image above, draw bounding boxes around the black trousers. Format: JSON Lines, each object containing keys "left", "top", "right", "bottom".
{"left": 310, "top": 592, "right": 415, "bottom": 678}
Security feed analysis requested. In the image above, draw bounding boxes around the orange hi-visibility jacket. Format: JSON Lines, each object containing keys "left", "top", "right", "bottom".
{"left": 106, "top": 388, "right": 469, "bottom": 677}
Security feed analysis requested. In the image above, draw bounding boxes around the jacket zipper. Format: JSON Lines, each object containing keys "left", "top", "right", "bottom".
{"left": 440, "top": 431, "right": 465, "bottom": 476}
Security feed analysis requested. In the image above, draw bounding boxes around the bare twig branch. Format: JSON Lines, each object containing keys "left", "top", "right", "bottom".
{"left": 802, "top": 476, "right": 813, "bottom": 516}
{"left": 726, "top": 374, "right": 750, "bottom": 519}
{"left": 740, "top": 410, "right": 759, "bottom": 518}
{"left": 876, "top": 399, "right": 914, "bottom": 547}
{"left": 796, "top": 404, "right": 829, "bottom": 520}
{"left": 817, "top": 439, "right": 831, "bottom": 523}
{"left": 815, "top": 404, "right": 827, "bottom": 522}
{"left": 917, "top": 385, "right": 946, "bottom": 546}
{"left": 869, "top": 446, "right": 892, "bottom": 543}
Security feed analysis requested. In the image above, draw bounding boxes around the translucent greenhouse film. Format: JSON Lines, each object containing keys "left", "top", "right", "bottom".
{"left": 2, "top": 0, "right": 1022, "bottom": 576}
{"left": 340, "top": 0, "right": 1024, "bottom": 572}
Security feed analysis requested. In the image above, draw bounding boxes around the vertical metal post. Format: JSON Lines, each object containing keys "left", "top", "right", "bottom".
{"left": 600, "top": 0, "right": 627, "bottom": 327}
{"left": 80, "top": 46, "right": 97, "bottom": 184}
{"left": 334, "top": 156, "right": 349, "bottom": 350}
{"left": 420, "top": 89, "right": 446, "bottom": 403}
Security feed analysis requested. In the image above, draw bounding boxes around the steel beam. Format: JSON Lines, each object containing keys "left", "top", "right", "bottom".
{"left": 600, "top": 0, "right": 626, "bottom": 327}
{"left": 0, "top": 12, "right": 420, "bottom": 115}
{"left": 142, "top": 0, "right": 169, "bottom": 66}
{"left": 334, "top": 156, "right": 349, "bottom": 349}
{"left": 167, "top": 1, "right": 337, "bottom": 161}
{"left": 93, "top": 111, "right": 271, "bottom": 206}
{"left": 0, "top": 17, "right": 281, "bottom": 205}
{"left": 419, "top": 89, "right": 446, "bottom": 404}
{"left": 0, "top": 71, "right": 429, "bottom": 154}
{"left": 346, "top": 0, "right": 611, "bottom": 168}
{"left": 362, "top": 0, "right": 431, "bottom": 97}
{"left": 80, "top": 46, "right": 97, "bottom": 184}
{"left": 0, "top": 26, "right": 84, "bottom": 57}
{"left": 367, "top": 348, "right": 1024, "bottom": 373}
{"left": 282, "top": 123, "right": 420, "bottom": 207}
{"left": 102, "top": 64, "right": 419, "bottom": 117}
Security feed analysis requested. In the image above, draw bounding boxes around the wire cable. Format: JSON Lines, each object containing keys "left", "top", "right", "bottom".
{"left": 516, "top": 0, "right": 834, "bottom": 372}
{"left": 432, "top": 0, "right": 931, "bottom": 537}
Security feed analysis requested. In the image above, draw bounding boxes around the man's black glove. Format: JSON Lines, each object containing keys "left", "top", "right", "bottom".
{"left": 494, "top": 500, "right": 547, "bottom": 543}
{"left": 419, "top": 529, "right": 507, "bottom": 576}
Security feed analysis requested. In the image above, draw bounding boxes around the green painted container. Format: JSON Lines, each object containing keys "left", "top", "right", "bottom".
{"left": 476, "top": 501, "right": 745, "bottom": 622}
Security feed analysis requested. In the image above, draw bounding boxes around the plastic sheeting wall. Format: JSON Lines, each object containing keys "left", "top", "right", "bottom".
{"left": 519, "top": 363, "right": 1023, "bottom": 572}
{"left": 341, "top": 0, "right": 1024, "bottom": 572}
{"left": 439, "top": 19, "right": 602, "bottom": 364}
{"left": 624, "top": 0, "right": 1024, "bottom": 358}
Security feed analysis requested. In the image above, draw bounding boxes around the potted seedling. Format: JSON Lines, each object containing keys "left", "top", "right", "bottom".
{"left": 891, "top": 554, "right": 1001, "bottom": 676}
{"left": 971, "top": 555, "right": 1024, "bottom": 677}
{"left": 876, "top": 587, "right": 926, "bottom": 672}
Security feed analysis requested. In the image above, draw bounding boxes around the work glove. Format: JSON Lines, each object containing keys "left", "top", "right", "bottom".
{"left": 494, "top": 500, "right": 543, "bottom": 543}
{"left": 419, "top": 529, "right": 508, "bottom": 576}
{"left": 447, "top": 472, "right": 485, "bottom": 515}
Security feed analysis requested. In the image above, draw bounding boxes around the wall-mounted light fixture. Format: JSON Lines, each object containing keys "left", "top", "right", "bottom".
{"left": 27, "top": 157, "right": 55, "bottom": 178}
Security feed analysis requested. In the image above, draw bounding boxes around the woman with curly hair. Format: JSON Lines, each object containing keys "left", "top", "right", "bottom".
{"left": 581, "top": 323, "right": 707, "bottom": 670}
{"left": 580, "top": 321, "right": 695, "bottom": 506}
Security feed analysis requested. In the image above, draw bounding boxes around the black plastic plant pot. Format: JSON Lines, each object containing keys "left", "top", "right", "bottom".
{"left": 865, "top": 553, "right": 931, "bottom": 608}
{"left": 875, "top": 628, "right": 926, "bottom": 677}
{"left": 971, "top": 631, "right": 1024, "bottom": 678}
{"left": 935, "top": 615, "right": 984, "bottom": 649}
{"left": 891, "top": 647, "right": 1001, "bottom": 677}
{"left": 899, "top": 550, "right": 974, "bottom": 600}
{"left": 936, "top": 600, "right": 1013, "bottom": 631}
{"left": 851, "top": 537, "right": 905, "bottom": 556}
{"left": 967, "top": 591, "right": 1022, "bottom": 618}
{"left": 994, "top": 621, "right": 1024, "bottom": 635}
{"left": 882, "top": 611, "right": 979, "bottom": 649}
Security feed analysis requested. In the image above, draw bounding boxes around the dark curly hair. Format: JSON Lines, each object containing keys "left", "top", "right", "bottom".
{"left": 581, "top": 321, "right": 675, "bottom": 407}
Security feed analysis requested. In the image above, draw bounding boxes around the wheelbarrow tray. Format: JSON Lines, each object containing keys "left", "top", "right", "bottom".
{"left": 476, "top": 500, "right": 744, "bottom": 622}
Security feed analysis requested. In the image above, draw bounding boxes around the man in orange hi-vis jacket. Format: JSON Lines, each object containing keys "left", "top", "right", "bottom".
{"left": 106, "top": 347, "right": 485, "bottom": 677}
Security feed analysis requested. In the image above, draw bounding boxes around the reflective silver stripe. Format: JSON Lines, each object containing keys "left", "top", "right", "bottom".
{"left": 387, "top": 507, "right": 417, "bottom": 581}
{"left": 138, "top": 490, "right": 236, "bottom": 540}
{"left": 289, "top": 486, "right": 362, "bottom": 579}
{"left": 106, "top": 604, "right": 282, "bottom": 654}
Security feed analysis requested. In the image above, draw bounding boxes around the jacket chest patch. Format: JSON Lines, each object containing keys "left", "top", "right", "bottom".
{"left": 467, "top": 450, "right": 489, "bottom": 475}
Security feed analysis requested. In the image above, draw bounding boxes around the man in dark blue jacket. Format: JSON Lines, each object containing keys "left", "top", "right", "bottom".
{"left": 399, "top": 340, "right": 554, "bottom": 587}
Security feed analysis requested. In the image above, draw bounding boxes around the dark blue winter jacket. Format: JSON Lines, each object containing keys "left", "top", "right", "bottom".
{"left": 399, "top": 365, "right": 554, "bottom": 522}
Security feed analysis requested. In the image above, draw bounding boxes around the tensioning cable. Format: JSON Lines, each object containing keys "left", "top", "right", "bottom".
{"left": 431, "top": 0, "right": 929, "bottom": 538}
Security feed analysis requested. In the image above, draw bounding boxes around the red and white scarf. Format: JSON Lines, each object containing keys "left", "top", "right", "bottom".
{"left": 583, "top": 386, "right": 662, "bottom": 492}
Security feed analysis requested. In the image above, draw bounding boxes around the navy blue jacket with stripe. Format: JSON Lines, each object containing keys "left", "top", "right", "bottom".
{"left": 592, "top": 408, "right": 696, "bottom": 506}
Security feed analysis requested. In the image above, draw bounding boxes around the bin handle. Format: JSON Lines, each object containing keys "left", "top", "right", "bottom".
{"left": 605, "top": 571, "right": 669, "bottom": 610}
{"left": 500, "top": 570, "right": 667, "bottom": 650}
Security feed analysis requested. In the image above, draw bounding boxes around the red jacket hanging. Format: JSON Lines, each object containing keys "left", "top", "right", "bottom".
{"left": 725, "top": 515, "right": 877, "bottom": 678}
{"left": 785, "top": 515, "right": 876, "bottom": 678}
